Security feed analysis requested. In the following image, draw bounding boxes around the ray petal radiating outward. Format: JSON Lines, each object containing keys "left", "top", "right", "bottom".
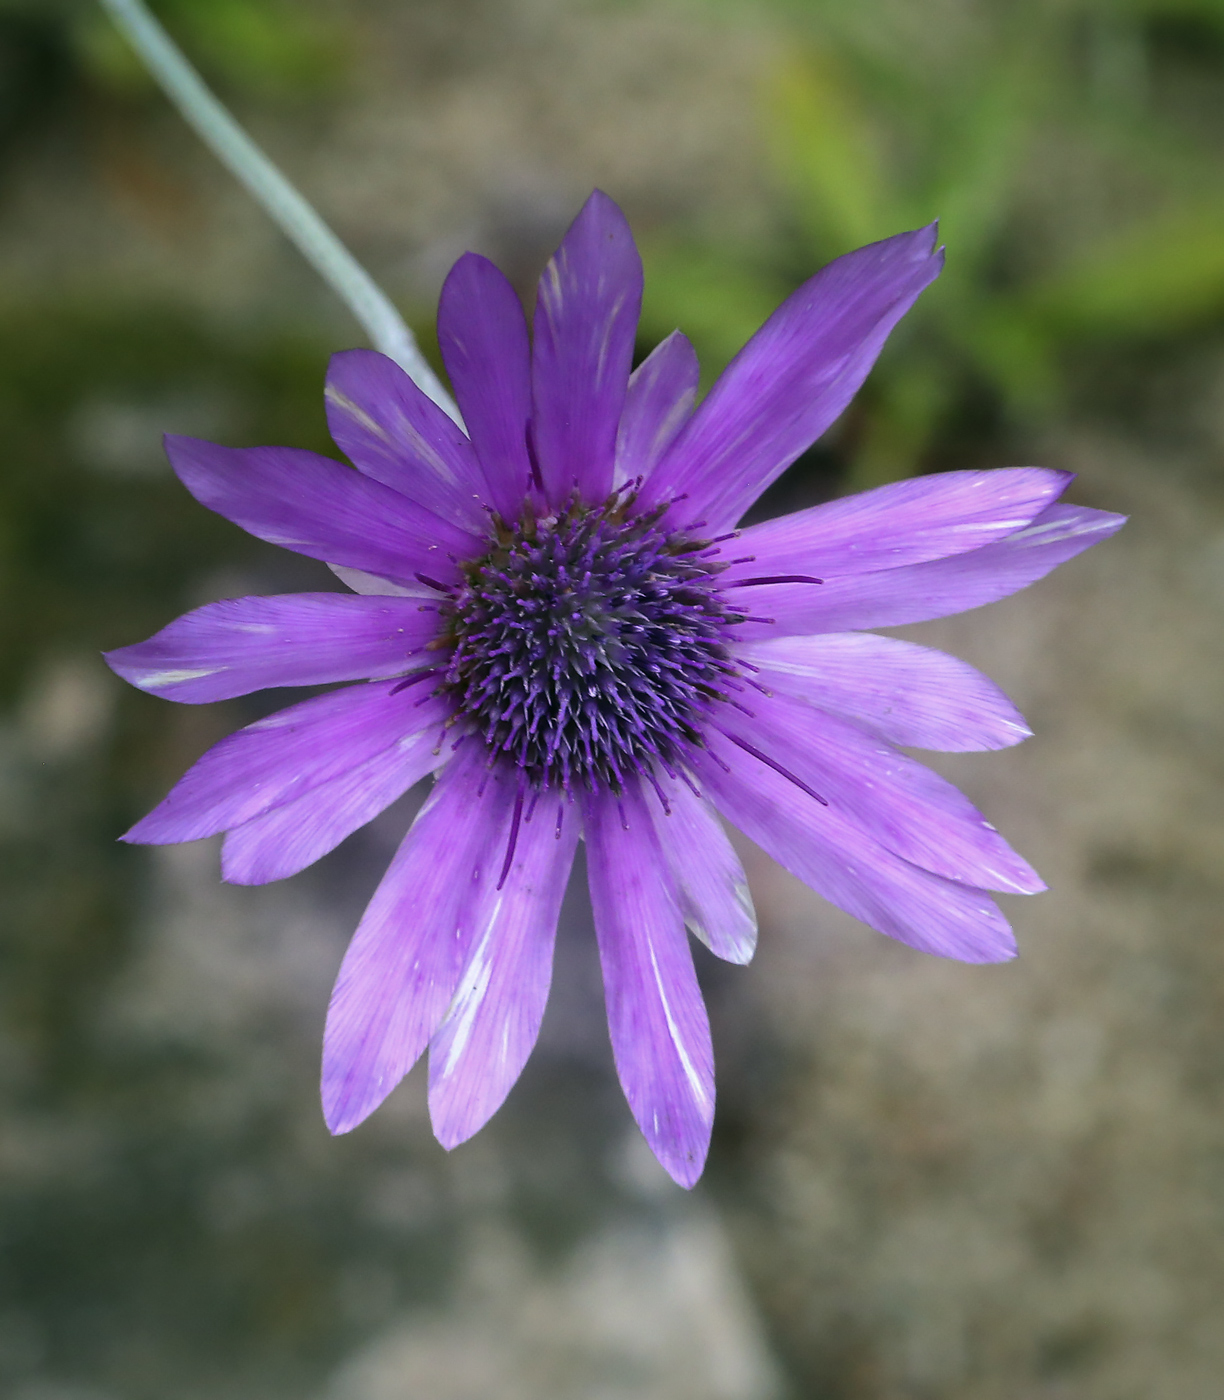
{"left": 716, "top": 690, "right": 1043, "bottom": 894}
{"left": 649, "top": 774, "right": 757, "bottom": 965}
{"left": 428, "top": 785, "right": 580, "bottom": 1148}
{"left": 692, "top": 734, "right": 1016, "bottom": 964}
{"left": 719, "top": 467, "right": 1073, "bottom": 584}
{"left": 730, "top": 502, "right": 1127, "bottom": 639}
{"left": 104, "top": 593, "right": 441, "bottom": 703}
{"left": 638, "top": 225, "right": 944, "bottom": 531}
{"left": 125, "top": 686, "right": 452, "bottom": 845}
{"left": 736, "top": 633, "right": 1031, "bottom": 752}
{"left": 614, "top": 329, "right": 700, "bottom": 487}
{"left": 221, "top": 728, "right": 450, "bottom": 885}
{"left": 531, "top": 190, "right": 644, "bottom": 506}
{"left": 164, "top": 436, "right": 483, "bottom": 587}
{"left": 586, "top": 782, "right": 714, "bottom": 1188}
{"left": 322, "top": 742, "right": 513, "bottom": 1135}
{"left": 324, "top": 349, "right": 490, "bottom": 532}
{"left": 438, "top": 252, "right": 535, "bottom": 520}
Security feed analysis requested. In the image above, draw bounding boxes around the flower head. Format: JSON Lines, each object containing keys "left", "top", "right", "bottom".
{"left": 106, "top": 192, "right": 1124, "bottom": 1186}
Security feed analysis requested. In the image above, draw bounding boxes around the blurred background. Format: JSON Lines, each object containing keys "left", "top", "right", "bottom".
{"left": 1, "top": 0, "right": 1223, "bottom": 1396}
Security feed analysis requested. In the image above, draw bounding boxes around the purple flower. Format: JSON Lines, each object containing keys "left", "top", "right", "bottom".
{"left": 106, "top": 192, "right": 1124, "bottom": 1187}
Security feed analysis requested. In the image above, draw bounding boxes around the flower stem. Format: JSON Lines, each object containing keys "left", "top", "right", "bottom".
{"left": 96, "top": 0, "right": 460, "bottom": 421}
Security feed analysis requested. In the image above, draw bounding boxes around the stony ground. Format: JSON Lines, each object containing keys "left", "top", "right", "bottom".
{"left": 714, "top": 433, "right": 1224, "bottom": 1399}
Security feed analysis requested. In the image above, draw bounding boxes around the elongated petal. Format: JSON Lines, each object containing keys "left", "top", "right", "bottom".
{"left": 731, "top": 503, "right": 1127, "bottom": 638}
{"left": 692, "top": 735, "right": 1015, "bottom": 963}
{"left": 437, "top": 253, "right": 533, "bottom": 519}
{"left": 736, "top": 633, "right": 1030, "bottom": 752}
{"left": 531, "top": 191, "right": 643, "bottom": 505}
{"left": 221, "top": 724, "right": 449, "bottom": 884}
{"left": 716, "top": 691, "right": 1042, "bottom": 893}
{"left": 720, "top": 467, "right": 1072, "bottom": 584}
{"left": 428, "top": 786, "right": 580, "bottom": 1147}
{"left": 165, "top": 436, "right": 482, "bottom": 587}
{"left": 323, "top": 743, "right": 510, "bottom": 1134}
{"left": 324, "top": 349, "right": 489, "bottom": 531}
{"left": 105, "top": 594, "right": 443, "bottom": 703}
{"left": 639, "top": 227, "right": 943, "bottom": 531}
{"left": 649, "top": 775, "right": 757, "bottom": 964}
{"left": 614, "top": 330, "right": 700, "bottom": 487}
{"left": 586, "top": 782, "right": 714, "bottom": 1188}
{"left": 125, "top": 685, "right": 452, "bottom": 844}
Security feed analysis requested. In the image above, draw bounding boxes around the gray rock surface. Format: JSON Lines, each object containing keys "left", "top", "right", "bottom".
{"left": 717, "top": 437, "right": 1224, "bottom": 1399}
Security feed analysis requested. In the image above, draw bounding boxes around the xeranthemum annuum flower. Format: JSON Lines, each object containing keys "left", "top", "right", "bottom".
{"left": 107, "top": 192, "right": 1124, "bottom": 1186}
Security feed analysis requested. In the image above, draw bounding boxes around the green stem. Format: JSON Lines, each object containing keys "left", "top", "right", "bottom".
{"left": 97, "top": 0, "right": 460, "bottom": 421}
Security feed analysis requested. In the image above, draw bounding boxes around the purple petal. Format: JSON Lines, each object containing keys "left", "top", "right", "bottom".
{"left": 531, "top": 191, "right": 643, "bottom": 506}
{"left": 125, "top": 685, "right": 452, "bottom": 844}
{"left": 105, "top": 594, "right": 443, "bottom": 703}
{"left": 322, "top": 742, "right": 510, "bottom": 1135}
{"left": 428, "top": 786, "right": 580, "bottom": 1148}
{"left": 324, "top": 349, "right": 490, "bottom": 531}
{"left": 165, "top": 436, "right": 483, "bottom": 587}
{"left": 649, "top": 775, "right": 757, "bottom": 964}
{"left": 221, "top": 725, "right": 449, "bottom": 884}
{"left": 720, "top": 468, "right": 1072, "bottom": 584}
{"left": 692, "top": 734, "right": 1015, "bottom": 963}
{"left": 715, "top": 691, "right": 1043, "bottom": 894}
{"left": 731, "top": 503, "right": 1127, "bottom": 638}
{"left": 585, "top": 782, "right": 714, "bottom": 1188}
{"left": 437, "top": 253, "right": 533, "bottom": 520}
{"left": 638, "top": 226, "right": 944, "bottom": 531}
{"left": 736, "top": 633, "right": 1030, "bottom": 752}
{"left": 614, "top": 330, "right": 700, "bottom": 487}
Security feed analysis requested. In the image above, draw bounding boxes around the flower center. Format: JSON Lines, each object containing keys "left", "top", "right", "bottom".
{"left": 439, "top": 494, "right": 742, "bottom": 793}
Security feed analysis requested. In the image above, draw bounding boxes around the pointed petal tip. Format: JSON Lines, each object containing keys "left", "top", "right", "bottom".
{"left": 429, "top": 1109, "right": 481, "bottom": 1153}
{"left": 652, "top": 1138, "right": 708, "bottom": 1190}
{"left": 1001, "top": 869, "right": 1047, "bottom": 896}
{"left": 444, "top": 248, "right": 501, "bottom": 284}
{"left": 322, "top": 1082, "right": 379, "bottom": 1137}
{"left": 218, "top": 858, "right": 264, "bottom": 888}
{"left": 957, "top": 928, "right": 1019, "bottom": 964}
{"left": 118, "top": 815, "right": 173, "bottom": 846}
{"left": 583, "top": 187, "right": 621, "bottom": 215}
{"left": 162, "top": 431, "right": 203, "bottom": 464}
{"left": 567, "top": 188, "right": 637, "bottom": 250}
{"left": 323, "top": 1108, "right": 359, "bottom": 1137}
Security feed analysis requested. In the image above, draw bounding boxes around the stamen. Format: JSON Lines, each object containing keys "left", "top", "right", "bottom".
{"left": 644, "top": 767, "right": 671, "bottom": 815}
{"left": 729, "top": 575, "right": 824, "bottom": 587}
{"left": 678, "top": 768, "right": 703, "bottom": 798}
{"left": 722, "top": 731, "right": 828, "bottom": 806}
{"left": 525, "top": 423, "right": 545, "bottom": 495}
{"left": 390, "top": 667, "right": 441, "bottom": 695}
{"left": 497, "top": 784, "right": 526, "bottom": 890}
{"left": 414, "top": 573, "right": 453, "bottom": 593}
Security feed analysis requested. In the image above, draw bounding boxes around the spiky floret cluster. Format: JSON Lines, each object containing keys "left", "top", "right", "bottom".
{"left": 439, "top": 493, "right": 742, "bottom": 793}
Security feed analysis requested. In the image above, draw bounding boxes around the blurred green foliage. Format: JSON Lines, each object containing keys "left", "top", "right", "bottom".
{"left": 78, "top": 0, "right": 348, "bottom": 97}
{"left": 642, "top": 0, "right": 1224, "bottom": 485}
{"left": 0, "top": 0, "right": 347, "bottom": 106}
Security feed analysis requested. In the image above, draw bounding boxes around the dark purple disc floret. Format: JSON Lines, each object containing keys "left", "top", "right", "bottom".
{"left": 441, "top": 491, "right": 741, "bottom": 794}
